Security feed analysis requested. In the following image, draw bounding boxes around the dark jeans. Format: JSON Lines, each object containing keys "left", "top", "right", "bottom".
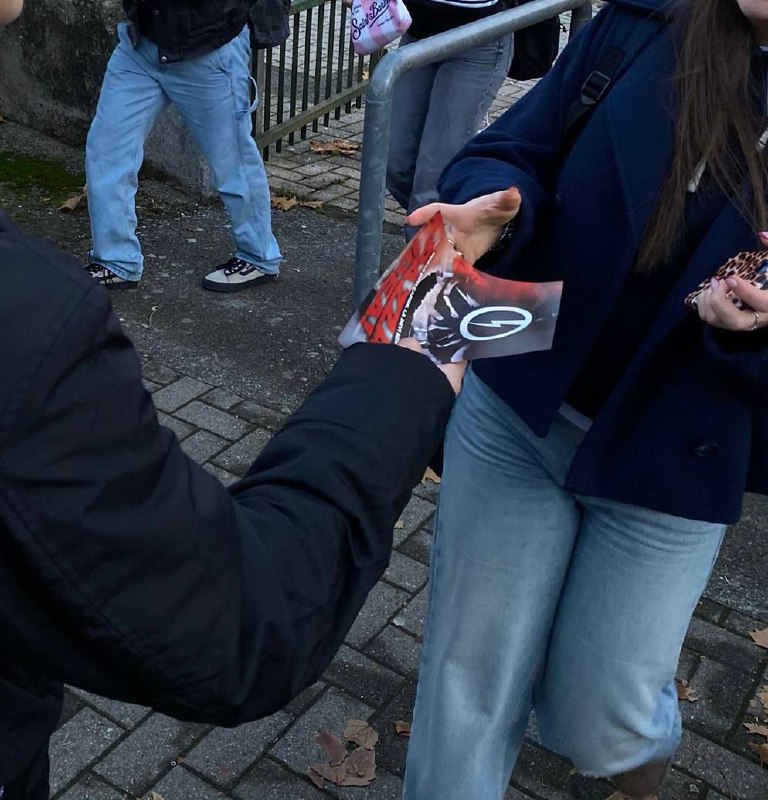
{"left": 385, "top": 31, "right": 513, "bottom": 237}
{"left": 1, "top": 745, "right": 50, "bottom": 800}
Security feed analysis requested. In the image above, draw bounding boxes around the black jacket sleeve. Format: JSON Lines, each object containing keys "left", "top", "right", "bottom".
{"left": 0, "top": 285, "right": 453, "bottom": 726}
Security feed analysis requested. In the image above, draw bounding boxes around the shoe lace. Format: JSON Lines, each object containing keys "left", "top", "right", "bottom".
{"left": 223, "top": 258, "right": 245, "bottom": 276}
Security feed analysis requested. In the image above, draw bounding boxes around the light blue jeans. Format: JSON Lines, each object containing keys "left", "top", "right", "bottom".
{"left": 386, "top": 32, "right": 513, "bottom": 236}
{"left": 86, "top": 24, "right": 281, "bottom": 281}
{"left": 403, "top": 370, "right": 726, "bottom": 800}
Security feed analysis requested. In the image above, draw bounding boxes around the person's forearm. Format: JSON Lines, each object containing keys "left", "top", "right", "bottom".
{"left": 1, "top": 304, "right": 452, "bottom": 724}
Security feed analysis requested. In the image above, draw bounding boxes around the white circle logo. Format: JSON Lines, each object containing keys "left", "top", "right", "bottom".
{"left": 458, "top": 306, "right": 533, "bottom": 341}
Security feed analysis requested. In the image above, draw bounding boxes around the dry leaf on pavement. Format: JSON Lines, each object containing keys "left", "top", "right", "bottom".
{"left": 675, "top": 679, "right": 699, "bottom": 702}
{"left": 750, "top": 626, "right": 768, "bottom": 650}
{"left": 394, "top": 519, "right": 405, "bottom": 529}
{"left": 394, "top": 720, "right": 411, "bottom": 737}
{"left": 148, "top": 793, "right": 166, "bottom": 800}
{"left": 300, "top": 199, "right": 324, "bottom": 209}
{"left": 749, "top": 741, "right": 768, "bottom": 766}
{"left": 759, "top": 686, "right": 768, "bottom": 713}
{"left": 308, "top": 745, "right": 376, "bottom": 788}
{"left": 271, "top": 195, "right": 299, "bottom": 211}
{"left": 341, "top": 745, "right": 376, "bottom": 782}
{"left": 313, "top": 729, "right": 347, "bottom": 765}
{"left": 744, "top": 723, "right": 768, "bottom": 738}
{"left": 344, "top": 719, "right": 379, "bottom": 750}
{"left": 422, "top": 467, "right": 441, "bottom": 485}
{"left": 58, "top": 187, "right": 87, "bottom": 212}
{"left": 309, "top": 139, "right": 361, "bottom": 156}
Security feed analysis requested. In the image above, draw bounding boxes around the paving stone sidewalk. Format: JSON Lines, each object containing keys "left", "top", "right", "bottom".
{"left": 50, "top": 359, "right": 768, "bottom": 800}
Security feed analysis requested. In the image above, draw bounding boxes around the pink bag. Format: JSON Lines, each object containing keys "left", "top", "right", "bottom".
{"left": 349, "top": 0, "right": 411, "bottom": 56}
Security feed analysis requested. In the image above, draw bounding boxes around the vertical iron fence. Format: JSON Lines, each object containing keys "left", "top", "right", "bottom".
{"left": 252, "top": 0, "right": 385, "bottom": 159}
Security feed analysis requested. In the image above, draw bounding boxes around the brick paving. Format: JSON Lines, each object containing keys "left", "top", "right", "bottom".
{"left": 50, "top": 357, "right": 768, "bottom": 800}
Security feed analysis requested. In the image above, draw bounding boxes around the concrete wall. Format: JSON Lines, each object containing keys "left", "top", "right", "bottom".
{"left": 0, "top": 0, "right": 213, "bottom": 197}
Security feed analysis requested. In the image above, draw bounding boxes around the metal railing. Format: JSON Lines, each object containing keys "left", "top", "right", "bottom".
{"left": 253, "top": 0, "right": 385, "bottom": 159}
{"left": 353, "top": 0, "right": 593, "bottom": 305}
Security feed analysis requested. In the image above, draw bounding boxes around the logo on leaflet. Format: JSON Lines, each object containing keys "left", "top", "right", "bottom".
{"left": 459, "top": 306, "right": 533, "bottom": 341}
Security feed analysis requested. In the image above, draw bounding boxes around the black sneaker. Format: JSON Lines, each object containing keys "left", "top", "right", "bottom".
{"left": 202, "top": 257, "right": 278, "bottom": 293}
{"left": 85, "top": 263, "right": 138, "bottom": 290}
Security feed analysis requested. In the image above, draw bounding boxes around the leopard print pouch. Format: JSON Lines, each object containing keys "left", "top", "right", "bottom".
{"left": 685, "top": 250, "right": 768, "bottom": 309}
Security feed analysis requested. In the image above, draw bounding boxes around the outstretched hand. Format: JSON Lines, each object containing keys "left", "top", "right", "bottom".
{"left": 405, "top": 187, "right": 521, "bottom": 265}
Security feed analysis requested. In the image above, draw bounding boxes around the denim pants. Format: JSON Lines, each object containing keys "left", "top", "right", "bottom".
{"left": 86, "top": 24, "right": 281, "bottom": 281}
{"left": 403, "top": 370, "right": 726, "bottom": 800}
{"left": 386, "top": 32, "right": 512, "bottom": 233}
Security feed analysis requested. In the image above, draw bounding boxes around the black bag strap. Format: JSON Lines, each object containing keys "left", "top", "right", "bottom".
{"left": 563, "top": 10, "right": 665, "bottom": 147}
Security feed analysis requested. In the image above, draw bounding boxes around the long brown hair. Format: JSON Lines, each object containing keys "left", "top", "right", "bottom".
{"left": 636, "top": 0, "right": 768, "bottom": 272}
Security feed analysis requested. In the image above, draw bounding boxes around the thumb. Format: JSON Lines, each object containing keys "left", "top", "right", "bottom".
{"left": 725, "top": 275, "right": 768, "bottom": 311}
{"left": 759, "top": 231, "right": 768, "bottom": 248}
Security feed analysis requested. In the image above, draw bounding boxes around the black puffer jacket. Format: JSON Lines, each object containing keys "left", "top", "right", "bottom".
{"left": 0, "top": 212, "right": 453, "bottom": 788}
{"left": 123, "top": 0, "right": 250, "bottom": 62}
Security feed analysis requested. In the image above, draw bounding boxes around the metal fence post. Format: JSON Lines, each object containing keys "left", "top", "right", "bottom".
{"left": 353, "top": 0, "right": 592, "bottom": 306}
{"left": 568, "top": 1, "right": 592, "bottom": 40}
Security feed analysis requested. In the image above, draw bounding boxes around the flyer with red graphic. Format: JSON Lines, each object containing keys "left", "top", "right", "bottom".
{"left": 339, "top": 212, "right": 563, "bottom": 364}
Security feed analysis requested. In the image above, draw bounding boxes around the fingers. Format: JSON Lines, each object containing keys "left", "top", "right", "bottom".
{"left": 487, "top": 186, "right": 522, "bottom": 216}
{"left": 405, "top": 202, "right": 456, "bottom": 227}
{"left": 697, "top": 278, "right": 755, "bottom": 331}
{"left": 724, "top": 275, "right": 768, "bottom": 313}
{"left": 397, "top": 337, "right": 424, "bottom": 352}
{"left": 759, "top": 231, "right": 768, "bottom": 248}
{"left": 406, "top": 186, "right": 521, "bottom": 229}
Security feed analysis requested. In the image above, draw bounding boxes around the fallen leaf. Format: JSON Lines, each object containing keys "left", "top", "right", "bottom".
{"left": 309, "top": 138, "right": 361, "bottom": 156}
{"left": 0, "top": 115, "right": 5, "bottom": 123}
{"left": 749, "top": 741, "right": 768, "bottom": 766}
{"left": 750, "top": 626, "right": 768, "bottom": 650}
{"left": 308, "top": 747, "right": 376, "bottom": 787}
{"left": 675, "top": 679, "right": 700, "bottom": 702}
{"left": 744, "top": 722, "right": 768, "bottom": 738}
{"left": 340, "top": 745, "right": 376, "bottom": 783}
{"left": 299, "top": 199, "right": 324, "bottom": 209}
{"left": 307, "top": 767, "right": 326, "bottom": 789}
{"left": 58, "top": 188, "right": 87, "bottom": 212}
{"left": 394, "top": 520, "right": 405, "bottom": 529}
{"left": 759, "top": 686, "right": 768, "bottom": 712}
{"left": 421, "top": 467, "right": 441, "bottom": 485}
{"left": 344, "top": 719, "right": 379, "bottom": 749}
{"left": 313, "top": 729, "right": 347, "bottom": 765}
{"left": 394, "top": 720, "right": 411, "bottom": 737}
{"left": 148, "top": 793, "right": 166, "bottom": 800}
{"left": 271, "top": 195, "right": 298, "bottom": 211}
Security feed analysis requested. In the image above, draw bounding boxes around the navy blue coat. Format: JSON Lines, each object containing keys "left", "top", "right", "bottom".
{"left": 439, "top": 0, "right": 768, "bottom": 523}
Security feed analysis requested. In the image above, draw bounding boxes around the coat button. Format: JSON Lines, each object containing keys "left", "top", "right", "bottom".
{"left": 160, "top": 55, "right": 168, "bottom": 63}
{"left": 693, "top": 442, "right": 720, "bottom": 458}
